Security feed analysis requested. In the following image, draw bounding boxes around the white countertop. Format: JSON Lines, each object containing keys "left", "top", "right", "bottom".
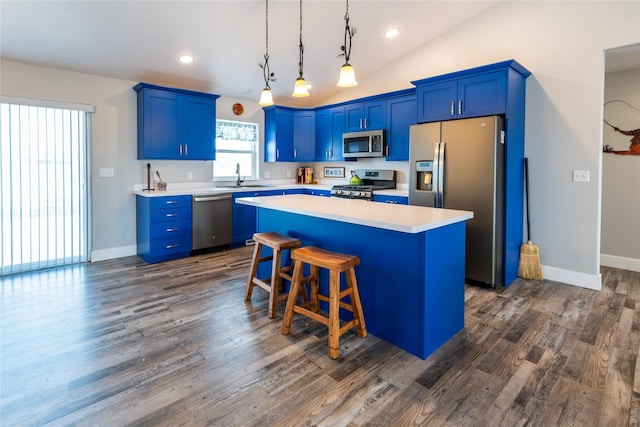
{"left": 133, "top": 183, "right": 408, "bottom": 198}
{"left": 236, "top": 194, "right": 472, "bottom": 233}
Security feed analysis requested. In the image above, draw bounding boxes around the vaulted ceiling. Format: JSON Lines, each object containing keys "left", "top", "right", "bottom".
{"left": 1, "top": 1, "right": 638, "bottom": 108}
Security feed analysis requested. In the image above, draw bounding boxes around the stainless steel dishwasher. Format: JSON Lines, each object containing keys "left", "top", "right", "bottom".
{"left": 192, "top": 194, "right": 232, "bottom": 250}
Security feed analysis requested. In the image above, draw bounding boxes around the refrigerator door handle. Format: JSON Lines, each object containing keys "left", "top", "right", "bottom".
{"left": 433, "top": 142, "right": 445, "bottom": 208}
{"left": 437, "top": 142, "right": 445, "bottom": 207}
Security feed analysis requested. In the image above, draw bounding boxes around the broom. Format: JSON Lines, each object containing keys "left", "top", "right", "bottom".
{"left": 518, "top": 158, "right": 543, "bottom": 280}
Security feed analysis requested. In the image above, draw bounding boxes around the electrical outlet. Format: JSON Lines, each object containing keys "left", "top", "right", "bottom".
{"left": 264, "top": 171, "right": 271, "bottom": 178}
{"left": 99, "top": 167, "right": 114, "bottom": 177}
{"left": 187, "top": 172, "right": 193, "bottom": 180}
{"left": 286, "top": 171, "right": 291, "bottom": 178}
{"left": 572, "top": 170, "right": 590, "bottom": 182}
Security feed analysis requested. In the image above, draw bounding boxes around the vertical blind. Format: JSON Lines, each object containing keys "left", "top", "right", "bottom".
{"left": 0, "top": 99, "right": 91, "bottom": 274}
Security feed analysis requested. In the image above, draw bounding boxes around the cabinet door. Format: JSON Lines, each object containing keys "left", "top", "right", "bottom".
{"left": 139, "top": 89, "right": 181, "bottom": 159}
{"left": 458, "top": 71, "right": 506, "bottom": 117}
{"left": 364, "top": 101, "right": 386, "bottom": 130}
{"left": 293, "top": 110, "right": 315, "bottom": 162}
{"left": 385, "top": 94, "right": 416, "bottom": 161}
{"left": 416, "top": 80, "right": 457, "bottom": 123}
{"left": 344, "top": 103, "right": 364, "bottom": 132}
{"left": 264, "top": 108, "right": 294, "bottom": 162}
{"left": 182, "top": 95, "right": 216, "bottom": 160}
{"left": 315, "top": 106, "right": 345, "bottom": 161}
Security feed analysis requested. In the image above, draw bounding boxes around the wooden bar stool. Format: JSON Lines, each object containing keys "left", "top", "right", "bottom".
{"left": 244, "top": 232, "right": 303, "bottom": 318}
{"left": 281, "top": 246, "right": 367, "bottom": 359}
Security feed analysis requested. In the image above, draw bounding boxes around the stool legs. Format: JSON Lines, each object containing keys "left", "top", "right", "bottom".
{"left": 282, "top": 248, "right": 366, "bottom": 359}
{"left": 244, "top": 242, "right": 263, "bottom": 301}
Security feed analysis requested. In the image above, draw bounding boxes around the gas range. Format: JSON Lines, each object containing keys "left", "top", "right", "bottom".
{"left": 330, "top": 169, "right": 396, "bottom": 201}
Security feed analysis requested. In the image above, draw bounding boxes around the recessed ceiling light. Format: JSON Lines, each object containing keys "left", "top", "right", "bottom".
{"left": 178, "top": 53, "right": 195, "bottom": 64}
{"left": 384, "top": 27, "right": 399, "bottom": 39}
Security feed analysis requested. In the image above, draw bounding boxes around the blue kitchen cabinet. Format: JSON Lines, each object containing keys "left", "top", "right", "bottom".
{"left": 134, "top": 83, "right": 219, "bottom": 160}
{"left": 293, "top": 110, "right": 315, "bottom": 162}
{"left": 413, "top": 69, "right": 507, "bottom": 123}
{"left": 264, "top": 106, "right": 294, "bottom": 162}
{"left": 414, "top": 60, "right": 531, "bottom": 285}
{"left": 385, "top": 92, "right": 416, "bottom": 161}
{"left": 264, "top": 106, "right": 315, "bottom": 162}
{"left": 373, "top": 194, "right": 408, "bottom": 204}
{"left": 315, "top": 106, "right": 345, "bottom": 161}
{"left": 136, "top": 195, "right": 192, "bottom": 263}
{"left": 231, "top": 189, "right": 294, "bottom": 244}
{"left": 344, "top": 100, "right": 386, "bottom": 132}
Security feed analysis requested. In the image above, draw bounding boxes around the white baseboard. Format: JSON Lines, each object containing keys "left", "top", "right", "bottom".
{"left": 91, "top": 245, "right": 137, "bottom": 262}
{"left": 541, "top": 265, "right": 602, "bottom": 291}
{"left": 600, "top": 254, "right": 640, "bottom": 273}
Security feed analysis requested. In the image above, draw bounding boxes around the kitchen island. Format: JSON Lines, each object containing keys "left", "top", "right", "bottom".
{"left": 236, "top": 194, "right": 473, "bottom": 359}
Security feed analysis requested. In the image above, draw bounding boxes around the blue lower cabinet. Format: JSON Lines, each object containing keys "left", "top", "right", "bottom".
{"left": 231, "top": 189, "right": 293, "bottom": 244}
{"left": 136, "top": 195, "right": 192, "bottom": 263}
{"left": 373, "top": 194, "right": 408, "bottom": 205}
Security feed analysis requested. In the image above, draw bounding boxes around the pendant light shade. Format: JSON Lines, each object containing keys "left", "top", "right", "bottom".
{"left": 292, "top": 0, "right": 310, "bottom": 97}
{"left": 292, "top": 77, "right": 309, "bottom": 97}
{"left": 259, "top": 88, "right": 274, "bottom": 106}
{"left": 337, "top": 63, "right": 357, "bottom": 87}
{"left": 337, "top": 0, "right": 357, "bottom": 87}
{"left": 258, "top": 0, "right": 275, "bottom": 106}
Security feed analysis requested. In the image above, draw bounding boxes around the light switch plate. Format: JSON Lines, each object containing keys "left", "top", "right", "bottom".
{"left": 572, "top": 170, "right": 590, "bottom": 182}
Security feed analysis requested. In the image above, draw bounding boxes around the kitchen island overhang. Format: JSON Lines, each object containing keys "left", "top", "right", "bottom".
{"left": 236, "top": 194, "right": 473, "bottom": 360}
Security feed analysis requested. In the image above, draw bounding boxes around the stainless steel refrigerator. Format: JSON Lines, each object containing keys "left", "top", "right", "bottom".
{"left": 409, "top": 116, "right": 504, "bottom": 287}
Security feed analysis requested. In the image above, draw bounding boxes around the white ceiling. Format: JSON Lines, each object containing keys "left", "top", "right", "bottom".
{"left": 1, "top": 1, "right": 639, "bottom": 108}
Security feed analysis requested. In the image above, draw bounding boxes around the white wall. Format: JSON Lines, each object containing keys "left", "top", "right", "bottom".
{"left": 322, "top": 1, "right": 640, "bottom": 289}
{"left": 1, "top": 1, "right": 639, "bottom": 290}
{"left": 601, "top": 68, "right": 640, "bottom": 271}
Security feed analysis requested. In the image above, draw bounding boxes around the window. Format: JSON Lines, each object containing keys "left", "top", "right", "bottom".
{"left": 214, "top": 120, "right": 259, "bottom": 180}
{"left": 1, "top": 99, "right": 91, "bottom": 274}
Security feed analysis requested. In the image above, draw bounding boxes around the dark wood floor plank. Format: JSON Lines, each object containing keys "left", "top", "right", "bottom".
{"left": 1, "top": 249, "right": 638, "bottom": 426}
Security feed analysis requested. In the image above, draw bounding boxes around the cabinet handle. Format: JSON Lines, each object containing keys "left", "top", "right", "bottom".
{"left": 451, "top": 101, "right": 455, "bottom": 116}
{"left": 184, "top": 144, "right": 188, "bottom": 156}
{"left": 165, "top": 244, "right": 180, "bottom": 249}
{"left": 166, "top": 227, "right": 180, "bottom": 232}
{"left": 179, "top": 144, "right": 183, "bottom": 156}
{"left": 458, "top": 100, "right": 462, "bottom": 115}
{"left": 166, "top": 213, "right": 179, "bottom": 217}
{"left": 386, "top": 146, "right": 389, "bottom": 156}
{"left": 276, "top": 149, "right": 280, "bottom": 159}
{"left": 293, "top": 149, "right": 297, "bottom": 159}
{"left": 359, "top": 118, "right": 363, "bottom": 129}
{"left": 363, "top": 118, "right": 367, "bottom": 129}
{"left": 165, "top": 200, "right": 179, "bottom": 204}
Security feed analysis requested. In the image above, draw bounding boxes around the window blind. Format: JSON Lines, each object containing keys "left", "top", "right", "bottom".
{"left": 0, "top": 101, "right": 90, "bottom": 274}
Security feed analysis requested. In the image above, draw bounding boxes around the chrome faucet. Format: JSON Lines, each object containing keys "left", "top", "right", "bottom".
{"left": 235, "top": 163, "right": 244, "bottom": 186}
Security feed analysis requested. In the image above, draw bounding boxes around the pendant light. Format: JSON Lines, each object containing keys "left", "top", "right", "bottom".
{"left": 258, "top": 0, "right": 275, "bottom": 106}
{"left": 292, "top": 0, "right": 310, "bottom": 97}
{"left": 337, "top": 0, "right": 357, "bottom": 87}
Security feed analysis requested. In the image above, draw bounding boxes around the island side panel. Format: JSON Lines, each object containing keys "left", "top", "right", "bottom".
{"left": 256, "top": 207, "right": 466, "bottom": 360}
{"left": 422, "top": 221, "right": 466, "bottom": 357}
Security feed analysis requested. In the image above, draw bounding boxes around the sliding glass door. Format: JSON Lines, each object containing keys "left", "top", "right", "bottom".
{"left": 0, "top": 100, "right": 91, "bottom": 274}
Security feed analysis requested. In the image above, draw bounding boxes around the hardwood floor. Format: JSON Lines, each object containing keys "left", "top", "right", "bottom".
{"left": 1, "top": 246, "right": 638, "bottom": 426}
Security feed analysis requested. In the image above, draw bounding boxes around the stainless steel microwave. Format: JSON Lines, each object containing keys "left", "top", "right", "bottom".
{"left": 342, "top": 130, "right": 386, "bottom": 158}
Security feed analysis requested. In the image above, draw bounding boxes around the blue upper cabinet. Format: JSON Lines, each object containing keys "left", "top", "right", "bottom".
{"left": 293, "top": 110, "right": 315, "bottom": 162}
{"left": 315, "top": 105, "right": 345, "bottom": 161}
{"left": 134, "top": 83, "right": 219, "bottom": 160}
{"left": 413, "top": 67, "right": 512, "bottom": 123}
{"left": 385, "top": 92, "right": 416, "bottom": 161}
{"left": 264, "top": 106, "right": 315, "bottom": 162}
{"left": 345, "top": 100, "right": 386, "bottom": 132}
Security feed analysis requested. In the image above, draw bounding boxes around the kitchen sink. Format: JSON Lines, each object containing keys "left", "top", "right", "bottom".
{"left": 218, "top": 184, "right": 274, "bottom": 189}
